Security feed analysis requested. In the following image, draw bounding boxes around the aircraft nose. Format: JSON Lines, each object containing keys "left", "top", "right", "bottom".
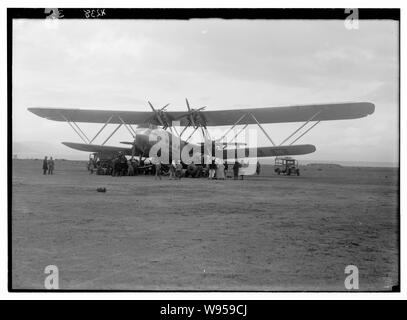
{"left": 135, "top": 133, "right": 150, "bottom": 148}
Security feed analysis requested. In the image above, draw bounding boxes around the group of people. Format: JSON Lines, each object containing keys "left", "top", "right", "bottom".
{"left": 153, "top": 159, "right": 261, "bottom": 180}
{"left": 88, "top": 154, "right": 155, "bottom": 177}
{"left": 204, "top": 159, "right": 248, "bottom": 180}
{"left": 208, "top": 159, "right": 227, "bottom": 179}
{"left": 87, "top": 153, "right": 261, "bottom": 180}
{"left": 154, "top": 160, "right": 183, "bottom": 180}
{"left": 210, "top": 160, "right": 245, "bottom": 180}
{"left": 208, "top": 159, "right": 261, "bottom": 180}
{"left": 42, "top": 156, "right": 55, "bottom": 175}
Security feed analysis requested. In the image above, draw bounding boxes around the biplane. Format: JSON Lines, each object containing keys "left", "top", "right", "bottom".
{"left": 28, "top": 99, "right": 375, "bottom": 164}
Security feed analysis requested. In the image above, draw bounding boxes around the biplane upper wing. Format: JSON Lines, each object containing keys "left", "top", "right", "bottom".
{"left": 28, "top": 102, "right": 374, "bottom": 126}
{"left": 201, "top": 102, "right": 374, "bottom": 126}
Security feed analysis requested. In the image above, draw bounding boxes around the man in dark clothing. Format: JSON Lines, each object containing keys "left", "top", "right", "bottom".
{"left": 256, "top": 161, "right": 261, "bottom": 175}
{"left": 120, "top": 155, "right": 128, "bottom": 176}
{"left": 233, "top": 160, "right": 241, "bottom": 180}
{"left": 48, "top": 157, "right": 55, "bottom": 175}
{"left": 111, "top": 157, "right": 118, "bottom": 176}
{"left": 224, "top": 161, "right": 229, "bottom": 178}
{"left": 42, "top": 156, "right": 48, "bottom": 175}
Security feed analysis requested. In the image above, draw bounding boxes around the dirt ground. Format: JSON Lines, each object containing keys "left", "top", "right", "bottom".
{"left": 11, "top": 159, "right": 399, "bottom": 291}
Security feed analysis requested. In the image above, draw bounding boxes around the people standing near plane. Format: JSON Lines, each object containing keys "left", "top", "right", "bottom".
{"left": 155, "top": 161, "right": 162, "bottom": 180}
{"left": 224, "top": 161, "right": 229, "bottom": 178}
{"left": 169, "top": 160, "right": 176, "bottom": 180}
{"left": 42, "top": 156, "right": 48, "bottom": 175}
{"left": 111, "top": 157, "right": 118, "bottom": 176}
{"left": 133, "top": 159, "right": 139, "bottom": 175}
{"left": 239, "top": 160, "right": 245, "bottom": 180}
{"left": 256, "top": 161, "right": 261, "bottom": 175}
{"left": 48, "top": 157, "right": 55, "bottom": 175}
{"left": 175, "top": 160, "right": 183, "bottom": 180}
{"left": 233, "top": 160, "right": 241, "bottom": 180}
{"left": 216, "top": 161, "right": 225, "bottom": 180}
{"left": 186, "top": 161, "right": 197, "bottom": 178}
{"left": 208, "top": 158, "right": 217, "bottom": 179}
{"left": 88, "top": 159, "right": 95, "bottom": 174}
{"left": 195, "top": 165, "right": 203, "bottom": 178}
{"left": 128, "top": 160, "right": 134, "bottom": 176}
{"left": 120, "top": 154, "right": 128, "bottom": 176}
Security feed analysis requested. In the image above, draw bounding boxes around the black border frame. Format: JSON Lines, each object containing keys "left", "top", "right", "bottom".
{"left": 7, "top": 7, "right": 401, "bottom": 293}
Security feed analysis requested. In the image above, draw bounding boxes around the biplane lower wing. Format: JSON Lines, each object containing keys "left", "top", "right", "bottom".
{"left": 63, "top": 142, "right": 316, "bottom": 159}
{"left": 227, "top": 144, "right": 316, "bottom": 158}
{"left": 62, "top": 142, "right": 133, "bottom": 155}
{"left": 28, "top": 102, "right": 374, "bottom": 126}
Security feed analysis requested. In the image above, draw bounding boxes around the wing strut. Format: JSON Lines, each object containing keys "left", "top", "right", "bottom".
{"left": 279, "top": 110, "right": 322, "bottom": 146}
{"left": 102, "top": 124, "right": 122, "bottom": 146}
{"left": 230, "top": 123, "right": 248, "bottom": 143}
{"left": 118, "top": 115, "right": 136, "bottom": 138}
{"left": 218, "top": 113, "right": 248, "bottom": 142}
{"left": 90, "top": 115, "right": 113, "bottom": 143}
{"left": 217, "top": 112, "right": 277, "bottom": 147}
{"left": 71, "top": 122, "right": 90, "bottom": 143}
{"left": 249, "top": 113, "right": 276, "bottom": 146}
{"left": 185, "top": 127, "right": 198, "bottom": 143}
{"left": 290, "top": 121, "right": 321, "bottom": 145}
{"left": 60, "top": 114, "right": 89, "bottom": 144}
{"left": 59, "top": 112, "right": 137, "bottom": 147}
{"left": 128, "top": 124, "right": 137, "bottom": 136}
{"left": 217, "top": 109, "right": 324, "bottom": 148}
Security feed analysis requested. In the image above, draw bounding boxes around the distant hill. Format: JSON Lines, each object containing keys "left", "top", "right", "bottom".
{"left": 258, "top": 158, "right": 397, "bottom": 168}
{"left": 306, "top": 163, "right": 343, "bottom": 168}
{"left": 12, "top": 141, "right": 89, "bottom": 160}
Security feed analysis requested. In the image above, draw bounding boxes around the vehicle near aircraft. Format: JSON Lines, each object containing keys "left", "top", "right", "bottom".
{"left": 274, "top": 157, "right": 300, "bottom": 176}
{"left": 28, "top": 99, "right": 375, "bottom": 168}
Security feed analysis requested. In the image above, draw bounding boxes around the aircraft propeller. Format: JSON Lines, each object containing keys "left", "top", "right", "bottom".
{"left": 175, "top": 98, "right": 207, "bottom": 129}
{"left": 144, "top": 101, "right": 171, "bottom": 129}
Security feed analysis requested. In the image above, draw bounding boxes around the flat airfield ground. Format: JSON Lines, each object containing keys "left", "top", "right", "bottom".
{"left": 11, "top": 159, "right": 399, "bottom": 291}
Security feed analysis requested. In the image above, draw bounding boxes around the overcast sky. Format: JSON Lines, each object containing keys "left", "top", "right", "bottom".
{"left": 12, "top": 18, "right": 399, "bottom": 163}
